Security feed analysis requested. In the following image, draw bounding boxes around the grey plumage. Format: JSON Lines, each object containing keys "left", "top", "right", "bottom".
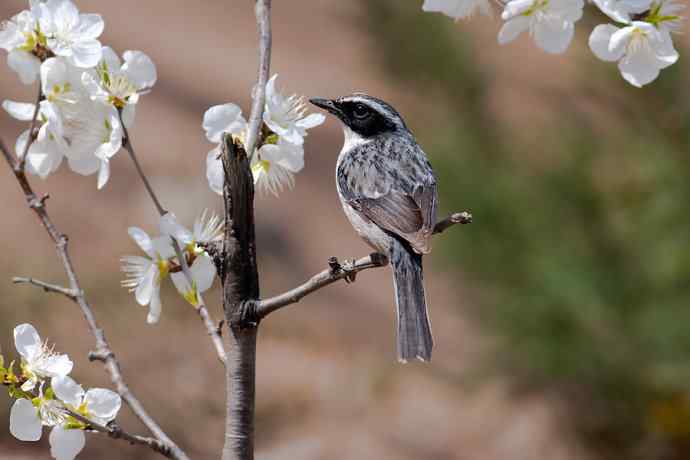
{"left": 310, "top": 94, "right": 438, "bottom": 362}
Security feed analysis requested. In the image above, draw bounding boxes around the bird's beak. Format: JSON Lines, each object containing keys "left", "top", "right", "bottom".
{"left": 309, "top": 98, "right": 343, "bottom": 117}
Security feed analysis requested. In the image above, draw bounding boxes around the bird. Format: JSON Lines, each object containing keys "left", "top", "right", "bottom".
{"left": 309, "top": 94, "right": 438, "bottom": 363}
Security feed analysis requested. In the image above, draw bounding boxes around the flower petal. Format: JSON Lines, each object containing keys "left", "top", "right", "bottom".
{"left": 203, "top": 104, "right": 247, "bottom": 143}
{"left": 295, "top": 113, "right": 325, "bottom": 130}
{"left": 8, "top": 50, "right": 40, "bottom": 85}
{"left": 97, "top": 159, "right": 110, "bottom": 190}
{"left": 14, "top": 323, "right": 42, "bottom": 361}
{"left": 135, "top": 264, "right": 157, "bottom": 306}
{"left": 191, "top": 253, "right": 216, "bottom": 293}
{"left": 122, "top": 50, "right": 157, "bottom": 89}
{"left": 589, "top": 24, "right": 623, "bottom": 62}
{"left": 67, "top": 154, "right": 100, "bottom": 176}
{"left": 75, "top": 13, "right": 104, "bottom": 39}
{"left": 159, "top": 213, "right": 193, "bottom": 245}
{"left": 3, "top": 100, "right": 36, "bottom": 121}
{"left": 84, "top": 388, "right": 121, "bottom": 423}
{"left": 206, "top": 148, "right": 225, "bottom": 196}
{"left": 146, "top": 285, "right": 162, "bottom": 324}
{"left": 52, "top": 376, "right": 84, "bottom": 407}
{"left": 49, "top": 425, "right": 85, "bottom": 460}
{"left": 10, "top": 399, "right": 42, "bottom": 442}
{"left": 533, "top": 18, "right": 574, "bottom": 54}
{"left": 498, "top": 16, "right": 530, "bottom": 45}
{"left": 618, "top": 42, "right": 661, "bottom": 87}
{"left": 70, "top": 38, "right": 103, "bottom": 68}
{"left": 42, "top": 354, "right": 73, "bottom": 378}
{"left": 128, "top": 227, "right": 154, "bottom": 257}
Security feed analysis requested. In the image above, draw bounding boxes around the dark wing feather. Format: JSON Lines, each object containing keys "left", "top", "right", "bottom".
{"left": 339, "top": 136, "right": 438, "bottom": 254}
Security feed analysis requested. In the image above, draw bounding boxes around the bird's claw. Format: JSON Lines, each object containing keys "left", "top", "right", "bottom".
{"left": 342, "top": 258, "right": 357, "bottom": 283}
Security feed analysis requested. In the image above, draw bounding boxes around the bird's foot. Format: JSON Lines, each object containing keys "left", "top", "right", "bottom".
{"left": 342, "top": 258, "right": 358, "bottom": 283}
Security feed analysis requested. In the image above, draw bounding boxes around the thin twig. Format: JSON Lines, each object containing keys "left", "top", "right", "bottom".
{"left": 245, "top": 0, "right": 272, "bottom": 160}
{"left": 256, "top": 210, "right": 472, "bottom": 317}
{"left": 12, "top": 276, "right": 78, "bottom": 301}
{"left": 256, "top": 254, "right": 389, "bottom": 318}
{"left": 0, "top": 135, "right": 190, "bottom": 460}
{"left": 120, "top": 121, "right": 166, "bottom": 216}
{"left": 119, "top": 112, "right": 228, "bottom": 365}
{"left": 18, "top": 84, "right": 42, "bottom": 171}
{"left": 65, "top": 410, "right": 173, "bottom": 458}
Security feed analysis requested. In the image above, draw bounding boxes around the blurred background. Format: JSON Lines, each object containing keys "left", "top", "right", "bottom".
{"left": 1, "top": 1, "right": 689, "bottom": 459}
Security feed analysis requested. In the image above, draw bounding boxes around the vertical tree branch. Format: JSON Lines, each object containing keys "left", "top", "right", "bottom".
{"left": 245, "top": 0, "right": 272, "bottom": 159}
{"left": 219, "top": 3, "right": 271, "bottom": 457}
{"left": 221, "top": 135, "right": 260, "bottom": 460}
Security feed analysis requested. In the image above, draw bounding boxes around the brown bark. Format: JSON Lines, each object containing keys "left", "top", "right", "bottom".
{"left": 221, "top": 135, "right": 260, "bottom": 460}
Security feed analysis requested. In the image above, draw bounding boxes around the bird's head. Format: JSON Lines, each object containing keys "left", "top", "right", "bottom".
{"left": 309, "top": 93, "right": 409, "bottom": 139}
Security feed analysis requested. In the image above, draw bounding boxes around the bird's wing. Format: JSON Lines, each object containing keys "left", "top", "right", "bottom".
{"left": 338, "top": 137, "right": 437, "bottom": 254}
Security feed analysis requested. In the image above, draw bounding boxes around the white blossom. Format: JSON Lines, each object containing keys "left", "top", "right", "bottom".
{"left": 202, "top": 103, "right": 248, "bottom": 196}
{"left": 82, "top": 46, "right": 157, "bottom": 128}
{"left": 589, "top": 20, "right": 679, "bottom": 87}
{"left": 62, "top": 98, "right": 122, "bottom": 189}
{"left": 593, "top": 0, "right": 653, "bottom": 23}
{"left": 13, "top": 323, "right": 72, "bottom": 392}
{"left": 498, "top": 0, "right": 584, "bottom": 54}
{"left": 0, "top": 7, "right": 43, "bottom": 84}
{"left": 160, "top": 211, "right": 222, "bottom": 305}
{"left": 262, "top": 74, "right": 324, "bottom": 146}
{"left": 160, "top": 210, "right": 223, "bottom": 248}
{"left": 252, "top": 139, "right": 304, "bottom": 196}
{"left": 10, "top": 374, "right": 121, "bottom": 460}
{"left": 422, "top": 0, "right": 492, "bottom": 19}
{"left": 52, "top": 376, "right": 121, "bottom": 426}
{"left": 203, "top": 103, "right": 247, "bottom": 144}
{"left": 121, "top": 227, "right": 175, "bottom": 324}
{"left": 33, "top": 0, "right": 104, "bottom": 68}
{"left": 38, "top": 55, "right": 123, "bottom": 187}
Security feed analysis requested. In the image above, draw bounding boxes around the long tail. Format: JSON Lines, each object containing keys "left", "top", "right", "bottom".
{"left": 390, "top": 238, "right": 433, "bottom": 362}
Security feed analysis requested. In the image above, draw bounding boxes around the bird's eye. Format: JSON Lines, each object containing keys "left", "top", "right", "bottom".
{"left": 352, "top": 104, "right": 370, "bottom": 119}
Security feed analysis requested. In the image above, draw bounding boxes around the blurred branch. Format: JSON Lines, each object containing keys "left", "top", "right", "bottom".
{"left": 12, "top": 276, "right": 78, "bottom": 301}
{"left": 0, "top": 133, "right": 190, "bottom": 460}
{"left": 65, "top": 410, "right": 173, "bottom": 459}
{"left": 120, "top": 115, "right": 228, "bottom": 365}
{"left": 245, "top": 0, "right": 272, "bottom": 160}
{"left": 257, "top": 210, "right": 472, "bottom": 318}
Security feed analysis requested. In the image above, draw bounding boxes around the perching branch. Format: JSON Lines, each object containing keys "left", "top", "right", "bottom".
{"left": 256, "top": 211, "right": 472, "bottom": 318}
{"left": 12, "top": 276, "right": 78, "bottom": 301}
{"left": 433, "top": 211, "right": 473, "bottom": 234}
{"left": 65, "top": 410, "right": 173, "bottom": 459}
{"left": 256, "top": 254, "right": 389, "bottom": 318}
{"left": 245, "top": 0, "right": 272, "bottom": 160}
{"left": 120, "top": 116, "right": 228, "bottom": 365}
{"left": 0, "top": 135, "right": 190, "bottom": 460}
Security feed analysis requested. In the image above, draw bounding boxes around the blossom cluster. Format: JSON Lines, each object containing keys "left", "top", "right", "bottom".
{"left": 121, "top": 210, "right": 224, "bottom": 324}
{"left": 0, "top": 0, "right": 157, "bottom": 187}
{"left": 2, "top": 324, "right": 121, "bottom": 460}
{"left": 422, "top": 0, "right": 684, "bottom": 87}
{"left": 204, "top": 74, "right": 325, "bottom": 197}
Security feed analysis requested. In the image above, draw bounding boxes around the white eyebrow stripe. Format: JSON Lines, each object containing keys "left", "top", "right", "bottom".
{"left": 340, "top": 95, "right": 406, "bottom": 130}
